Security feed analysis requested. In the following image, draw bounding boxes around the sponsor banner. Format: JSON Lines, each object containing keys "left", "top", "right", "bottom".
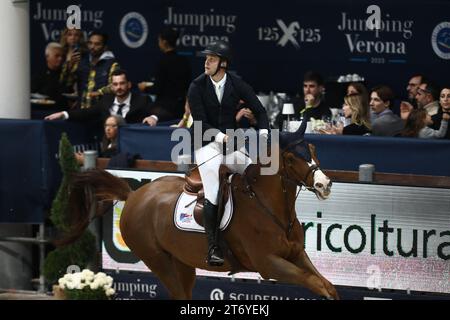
{"left": 108, "top": 271, "right": 450, "bottom": 300}
{"left": 30, "top": 0, "right": 450, "bottom": 97}
{"left": 102, "top": 169, "right": 450, "bottom": 294}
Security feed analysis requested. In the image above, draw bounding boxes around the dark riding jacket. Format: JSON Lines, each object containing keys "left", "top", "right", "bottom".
{"left": 188, "top": 72, "right": 270, "bottom": 148}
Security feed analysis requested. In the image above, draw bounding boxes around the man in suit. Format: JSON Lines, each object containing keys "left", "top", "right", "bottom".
{"left": 188, "top": 40, "right": 270, "bottom": 266}
{"left": 45, "top": 69, "right": 159, "bottom": 126}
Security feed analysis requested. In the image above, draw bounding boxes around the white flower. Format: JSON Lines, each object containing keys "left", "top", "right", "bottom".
{"left": 105, "top": 288, "right": 115, "bottom": 297}
{"left": 58, "top": 270, "right": 115, "bottom": 299}
{"left": 63, "top": 274, "right": 72, "bottom": 281}
{"left": 89, "top": 282, "right": 99, "bottom": 290}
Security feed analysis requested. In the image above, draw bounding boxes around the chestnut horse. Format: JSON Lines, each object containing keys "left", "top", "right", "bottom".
{"left": 65, "top": 130, "right": 339, "bottom": 299}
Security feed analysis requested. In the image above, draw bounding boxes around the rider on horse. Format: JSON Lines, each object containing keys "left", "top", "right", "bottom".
{"left": 187, "top": 40, "right": 270, "bottom": 266}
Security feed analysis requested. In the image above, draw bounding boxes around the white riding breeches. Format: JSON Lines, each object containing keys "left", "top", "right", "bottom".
{"left": 194, "top": 142, "right": 252, "bottom": 205}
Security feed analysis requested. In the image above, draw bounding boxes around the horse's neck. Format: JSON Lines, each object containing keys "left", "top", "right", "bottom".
{"left": 248, "top": 160, "right": 297, "bottom": 213}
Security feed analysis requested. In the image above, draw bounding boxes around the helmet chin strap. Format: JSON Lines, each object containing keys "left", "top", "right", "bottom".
{"left": 212, "top": 57, "right": 225, "bottom": 77}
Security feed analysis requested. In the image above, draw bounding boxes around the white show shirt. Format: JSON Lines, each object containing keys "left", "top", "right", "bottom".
{"left": 210, "top": 73, "right": 227, "bottom": 104}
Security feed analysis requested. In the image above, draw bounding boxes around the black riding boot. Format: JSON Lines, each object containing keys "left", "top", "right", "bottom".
{"left": 203, "top": 199, "right": 224, "bottom": 266}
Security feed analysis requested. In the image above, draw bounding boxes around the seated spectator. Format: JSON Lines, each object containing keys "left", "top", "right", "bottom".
{"left": 346, "top": 82, "right": 369, "bottom": 115}
{"left": 401, "top": 74, "right": 423, "bottom": 111}
{"left": 400, "top": 108, "right": 448, "bottom": 139}
{"left": 45, "top": 69, "right": 157, "bottom": 127}
{"left": 138, "top": 27, "right": 192, "bottom": 122}
{"left": 320, "top": 94, "right": 371, "bottom": 135}
{"left": 347, "top": 82, "right": 368, "bottom": 98}
{"left": 31, "top": 42, "right": 65, "bottom": 106}
{"left": 59, "top": 28, "right": 87, "bottom": 94}
{"left": 293, "top": 71, "right": 331, "bottom": 122}
{"left": 430, "top": 86, "right": 450, "bottom": 139}
{"left": 370, "top": 85, "right": 404, "bottom": 137}
{"left": 415, "top": 79, "right": 440, "bottom": 119}
{"left": 75, "top": 115, "right": 125, "bottom": 165}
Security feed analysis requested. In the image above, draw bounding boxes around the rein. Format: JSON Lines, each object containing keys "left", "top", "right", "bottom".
{"left": 242, "top": 144, "right": 321, "bottom": 237}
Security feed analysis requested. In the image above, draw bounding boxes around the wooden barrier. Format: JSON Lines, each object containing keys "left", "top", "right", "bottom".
{"left": 96, "top": 158, "right": 450, "bottom": 189}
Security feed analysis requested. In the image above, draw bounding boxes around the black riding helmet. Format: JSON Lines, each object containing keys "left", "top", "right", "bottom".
{"left": 201, "top": 40, "right": 232, "bottom": 76}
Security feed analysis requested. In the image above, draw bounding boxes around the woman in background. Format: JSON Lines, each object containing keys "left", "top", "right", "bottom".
{"left": 321, "top": 94, "right": 371, "bottom": 135}
{"left": 347, "top": 82, "right": 369, "bottom": 107}
{"left": 75, "top": 115, "right": 125, "bottom": 164}
{"left": 401, "top": 108, "right": 448, "bottom": 139}
{"left": 59, "top": 28, "right": 87, "bottom": 94}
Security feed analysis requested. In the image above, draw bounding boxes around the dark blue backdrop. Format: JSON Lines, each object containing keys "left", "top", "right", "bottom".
{"left": 30, "top": 0, "right": 450, "bottom": 100}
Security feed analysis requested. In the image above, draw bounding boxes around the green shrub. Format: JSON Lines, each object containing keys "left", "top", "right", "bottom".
{"left": 43, "top": 133, "right": 96, "bottom": 286}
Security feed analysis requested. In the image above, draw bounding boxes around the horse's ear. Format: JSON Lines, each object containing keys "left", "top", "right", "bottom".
{"left": 308, "top": 143, "right": 316, "bottom": 156}
{"left": 308, "top": 143, "right": 319, "bottom": 165}
{"left": 295, "top": 117, "right": 307, "bottom": 137}
{"left": 285, "top": 151, "right": 295, "bottom": 166}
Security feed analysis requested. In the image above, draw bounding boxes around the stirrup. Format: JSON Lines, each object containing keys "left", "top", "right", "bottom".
{"left": 207, "top": 246, "right": 224, "bottom": 266}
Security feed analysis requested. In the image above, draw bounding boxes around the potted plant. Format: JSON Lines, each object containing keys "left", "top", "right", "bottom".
{"left": 55, "top": 269, "right": 115, "bottom": 300}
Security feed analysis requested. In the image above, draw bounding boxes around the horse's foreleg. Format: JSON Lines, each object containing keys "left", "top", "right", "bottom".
{"left": 291, "top": 250, "right": 339, "bottom": 300}
{"left": 258, "top": 255, "right": 334, "bottom": 299}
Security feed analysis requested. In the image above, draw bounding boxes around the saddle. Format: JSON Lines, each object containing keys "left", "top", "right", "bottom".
{"left": 183, "top": 165, "right": 231, "bottom": 227}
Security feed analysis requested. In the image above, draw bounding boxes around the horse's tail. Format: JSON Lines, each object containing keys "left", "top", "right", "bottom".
{"left": 56, "top": 168, "right": 131, "bottom": 246}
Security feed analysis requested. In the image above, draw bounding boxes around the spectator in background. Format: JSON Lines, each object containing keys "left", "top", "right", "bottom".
{"left": 138, "top": 27, "right": 192, "bottom": 122}
{"left": 31, "top": 42, "right": 65, "bottom": 106}
{"left": 45, "top": 69, "right": 156, "bottom": 127}
{"left": 401, "top": 108, "right": 448, "bottom": 139}
{"left": 415, "top": 79, "right": 440, "bottom": 118}
{"left": 406, "top": 74, "right": 423, "bottom": 107}
{"left": 293, "top": 71, "right": 331, "bottom": 122}
{"left": 370, "top": 85, "right": 404, "bottom": 137}
{"left": 59, "top": 28, "right": 87, "bottom": 94}
{"left": 346, "top": 82, "right": 369, "bottom": 109}
{"left": 400, "top": 74, "right": 424, "bottom": 120}
{"left": 77, "top": 31, "right": 120, "bottom": 109}
{"left": 75, "top": 115, "right": 125, "bottom": 165}
{"left": 430, "top": 86, "right": 450, "bottom": 139}
{"left": 320, "top": 94, "right": 371, "bottom": 136}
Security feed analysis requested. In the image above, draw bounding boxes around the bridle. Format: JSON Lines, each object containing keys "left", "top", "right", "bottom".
{"left": 280, "top": 138, "right": 321, "bottom": 193}
{"left": 242, "top": 138, "right": 322, "bottom": 238}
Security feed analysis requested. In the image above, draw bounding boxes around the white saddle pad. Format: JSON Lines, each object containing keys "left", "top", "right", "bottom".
{"left": 174, "top": 187, "right": 234, "bottom": 233}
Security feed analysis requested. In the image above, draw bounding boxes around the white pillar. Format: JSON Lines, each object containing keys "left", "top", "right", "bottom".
{"left": 0, "top": 1, "right": 32, "bottom": 292}
{"left": 0, "top": 0, "right": 30, "bottom": 119}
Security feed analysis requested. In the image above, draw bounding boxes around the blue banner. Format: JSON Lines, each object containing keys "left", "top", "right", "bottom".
{"left": 0, "top": 120, "right": 98, "bottom": 223}
{"left": 107, "top": 271, "right": 450, "bottom": 300}
{"left": 30, "top": 0, "right": 450, "bottom": 100}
